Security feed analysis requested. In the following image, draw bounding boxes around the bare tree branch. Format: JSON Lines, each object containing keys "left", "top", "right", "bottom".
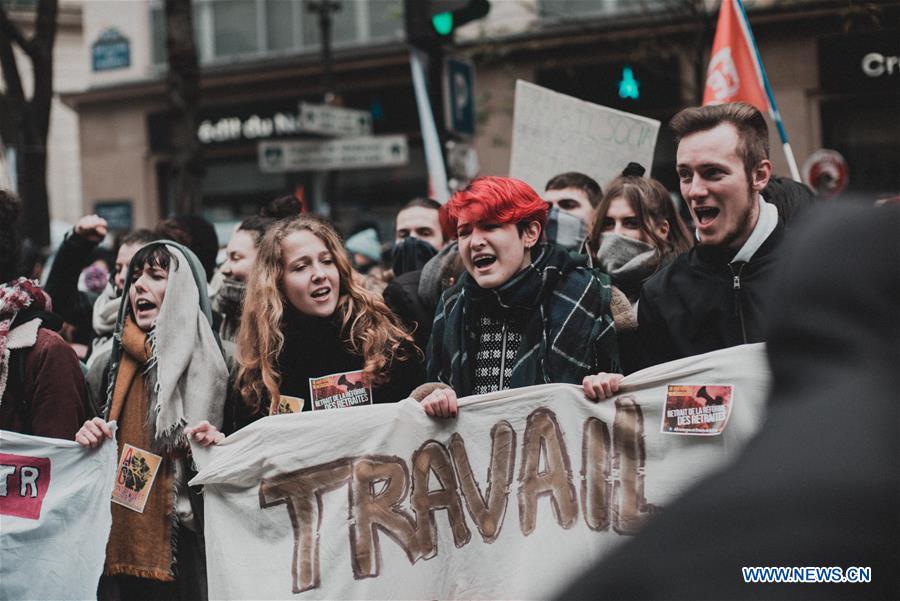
{"left": 0, "top": 4, "right": 36, "bottom": 58}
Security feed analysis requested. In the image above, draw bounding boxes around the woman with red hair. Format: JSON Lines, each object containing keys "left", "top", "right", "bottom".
{"left": 422, "top": 176, "right": 620, "bottom": 416}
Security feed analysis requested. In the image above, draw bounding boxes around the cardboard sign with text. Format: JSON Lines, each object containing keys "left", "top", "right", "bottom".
{"left": 509, "top": 80, "right": 660, "bottom": 193}
{"left": 191, "top": 344, "right": 768, "bottom": 600}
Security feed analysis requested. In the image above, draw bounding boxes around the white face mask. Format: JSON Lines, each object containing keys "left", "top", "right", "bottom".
{"left": 546, "top": 207, "right": 587, "bottom": 251}
{"left": 596, "top": 232, "right": 659, "bottom": 277}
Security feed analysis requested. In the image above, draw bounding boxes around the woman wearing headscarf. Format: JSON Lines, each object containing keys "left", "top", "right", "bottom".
{"left": 77, "top": 241, "right": 228, "bottom": 600}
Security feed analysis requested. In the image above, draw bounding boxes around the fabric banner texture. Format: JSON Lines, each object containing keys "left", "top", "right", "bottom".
{"left": 1, "top": 427, "right": 118, "bottom": 601}
{"left": 191, "top": 344, "right": 770, "bottom": 600}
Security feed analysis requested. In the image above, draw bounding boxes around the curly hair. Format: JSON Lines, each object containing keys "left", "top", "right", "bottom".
{"left": 235, "top": 215, "right": 415, "bottom": 413}
{"left": 588, "top": 174, "right": 694, "bottom": 261}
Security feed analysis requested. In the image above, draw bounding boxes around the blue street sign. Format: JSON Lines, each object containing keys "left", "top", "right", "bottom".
{"left": 92, "top": 28, "right": 130, "bottom": 72}
{"left": 443, "top": 57, "right": 475, "bottom": 137}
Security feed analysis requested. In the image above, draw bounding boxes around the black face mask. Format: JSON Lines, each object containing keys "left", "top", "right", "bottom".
{"left": 391, "top": 237, "right": 438, "bottom": 277}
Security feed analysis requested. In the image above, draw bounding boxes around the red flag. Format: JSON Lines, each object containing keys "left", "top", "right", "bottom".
{"left": 703, "top": 0, "right": 769, "bottom": 111}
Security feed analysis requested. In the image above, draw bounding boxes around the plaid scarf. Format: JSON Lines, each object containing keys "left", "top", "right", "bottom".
{"left": 428, "top": 243, "right": 619, "bottom": 396}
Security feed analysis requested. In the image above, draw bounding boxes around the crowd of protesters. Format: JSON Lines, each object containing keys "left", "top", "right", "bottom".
{"left": 1, "top": 101, "right": 896, "bottom": 600}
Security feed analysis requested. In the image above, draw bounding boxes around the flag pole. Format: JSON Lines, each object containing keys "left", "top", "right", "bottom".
{"left": 734, "top": 0, "right": 801, "bottom": 182}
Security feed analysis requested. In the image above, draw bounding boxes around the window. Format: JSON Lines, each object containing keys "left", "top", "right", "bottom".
{"left": 537, "top": 0, "right": 651, "bottom": 20}
{"left": 150, "top": 0, "right": 405, "bottom": 65}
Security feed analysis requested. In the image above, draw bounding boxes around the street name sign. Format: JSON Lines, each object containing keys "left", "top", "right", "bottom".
{"left": 258, "top": 135, "right": 409, "bottom": 173}
{"left": 297, "top": 102, "right": 373, "bottom": 137}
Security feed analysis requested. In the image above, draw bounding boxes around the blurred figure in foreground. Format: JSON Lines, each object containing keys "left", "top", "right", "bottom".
{"left": 557, "top": 204, "right": 899, "bottom": 601}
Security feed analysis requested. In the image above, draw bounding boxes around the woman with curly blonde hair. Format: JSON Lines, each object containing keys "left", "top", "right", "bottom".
{"left": 189, "top": 215, "right": 424, "bottom": 441}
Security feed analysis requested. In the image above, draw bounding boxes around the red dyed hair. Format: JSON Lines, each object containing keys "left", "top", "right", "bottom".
{"left": 441, "top": 176, "right": 549, "bottom": 240}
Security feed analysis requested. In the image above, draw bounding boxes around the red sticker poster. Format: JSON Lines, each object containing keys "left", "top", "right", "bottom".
{"left": 309, "top": 370, "right": 372, "bottom": 411}
{"left": 111, "top": 444, "right": 162, "bottom": 513}
{"left": 0, "top": 453, "right": 51, "bottom": 520}
{"left": 661, "top": 384, "right": 733, "bottom": 435}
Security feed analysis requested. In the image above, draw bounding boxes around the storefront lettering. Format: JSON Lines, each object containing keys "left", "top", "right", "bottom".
{"left": 862, "top": 52, "right": 900, "bottom": 78}
{"left": 197, "top": 111, "right": 301, "bottom": 144}
{"left": 258, "top": 402, "right": 652, "bottom": 593}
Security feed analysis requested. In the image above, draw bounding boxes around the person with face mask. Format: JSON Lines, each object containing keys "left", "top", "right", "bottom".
{"left": 588, "top": 162, "right": 694, "bottom": 308}
{"left": 586, "top": 163, "right": 693, "bottom": 374}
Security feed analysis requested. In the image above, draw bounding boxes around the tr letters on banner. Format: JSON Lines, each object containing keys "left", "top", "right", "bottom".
{"left": 191, "top": 344, "right": 770, "bottom": 600}
{"left": 0, "top": 427, "right": 118, "bottom": 601}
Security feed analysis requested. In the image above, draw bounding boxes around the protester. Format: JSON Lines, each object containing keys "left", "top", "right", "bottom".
{"left": 587, "top": 162, "right": 693, "bottom": 305}
{"left": 77, "top": 241, "right": 227, "bottom": 600}
{"left": 557, "top": 204, "right": 899, "bottom": 601}
{"left": 88, "top": 228, "right": 159, "bottom": 368}
{"left": 0, "top": 190, "right": 88, "bottom": 439}
{"left": 189, "top": 215, "right": 424, "bottom": 441}
{"left": 421, "top": 176, "right": 620, "bottom": 417}
{"left": 394, "top": 197, "right": 446, "bottom": 252}
{"left": 155, "top": 215, "right": 219, "bottom": 283}
{"left": 384, "top": 240, "right": 465, "bottom": 353}
{"left": 382, "top": 199, "right": 446, "bottom": 349}
{"left": 44, "top": 214, "right": 109, "bottom": 348}
{"left": 588, "top": 102, "right": 784, "bottom": 398}
{"left": 542, "top": 172, "right": 602, "bottom": 252}
{"left": 213, "top": 216, "right": 274, "bottom": 343}
{"left": 543, "top": 171, "right": 602, "bottom": 225}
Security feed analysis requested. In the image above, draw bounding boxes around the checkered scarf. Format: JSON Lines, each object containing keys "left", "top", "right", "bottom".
{"left": 428, "top": 243, "right": 619, "bottom": 396}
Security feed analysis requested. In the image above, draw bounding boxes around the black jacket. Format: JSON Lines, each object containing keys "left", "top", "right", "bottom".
{"left": 44, "top": 231, "right": 99, "bottom": 346}
{"left": 225, "top": 305, "right": 425, "bottom": 432}
{"left": 557, "top": 205, "right": 899, "bottom": 601}
{"left": 638, "top": 224, "right": 783, "bottom": 368}
{"left": 382, "top": 269, "right": 434, "bottom": 353}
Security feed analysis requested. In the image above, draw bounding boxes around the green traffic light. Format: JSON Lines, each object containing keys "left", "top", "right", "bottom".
{"left": 432, "top": 12, "right": 454, "bottom": 36}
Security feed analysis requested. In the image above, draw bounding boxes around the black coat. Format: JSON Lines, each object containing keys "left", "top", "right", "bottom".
{"left": 382, "top": 269, "right": 435, "bottom": 353}
{"left": 637, "top": 224, "right": 784, "bottom": 368}
{"left": 557, "top": 205, "right": 899, "bottom": 601}
{"left": 43, "top": 231, "right": 99, "bottom": 346}
{"left": 225, "top": 305, "right": 425, "bottom": 432}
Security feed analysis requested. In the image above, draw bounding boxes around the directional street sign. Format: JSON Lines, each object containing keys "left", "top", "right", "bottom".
{"left": 258, "top": 135, "right": 409, "bottom": 173}
{"left": 297, "top": 102, "right": 373, "bottom": 137}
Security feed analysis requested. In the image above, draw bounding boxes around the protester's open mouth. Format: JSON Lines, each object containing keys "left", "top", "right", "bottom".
{"left": 135, "top": 299, "right": 157, "bottom": 312}
{"left": 310, "top": 287, "right": 331, "bottom": 300}
{"left": 693, "top": 206, "right": 720, "bottom": 227}
{"left": 473, "top": 255, "right": 496, "bottom": 270}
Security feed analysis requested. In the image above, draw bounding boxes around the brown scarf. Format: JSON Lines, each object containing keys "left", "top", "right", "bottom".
{"left": 104, "top": 317, "right": 177, "bottom": 581}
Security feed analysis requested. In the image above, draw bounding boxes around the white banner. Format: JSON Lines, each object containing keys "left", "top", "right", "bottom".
{"left": 191, "top": 344, "right": 769, "bottom": 600}
{"left": 1, "top": 427, "right": 118, "bottom": 601}
{"left": 509, "top": 80, "right": 660, "bottom": 192}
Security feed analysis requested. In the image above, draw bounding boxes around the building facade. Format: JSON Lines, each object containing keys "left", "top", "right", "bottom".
{"left": 59, "top": 0, "right": 899, "bottom": 240}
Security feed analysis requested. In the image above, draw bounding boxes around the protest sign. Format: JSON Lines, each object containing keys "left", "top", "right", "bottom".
{"left": 192, "top": 344, "right": 769, "bottom": 600}
{"left": 509, "top": 80, "right": 660, "bottom": 193}
{"left": 1, "top": 427, "right": 118, "bottom": 601}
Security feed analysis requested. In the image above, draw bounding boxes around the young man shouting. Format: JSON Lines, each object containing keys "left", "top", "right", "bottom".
{"left": 421, "top": 176, "right": 620, "bottom": 417}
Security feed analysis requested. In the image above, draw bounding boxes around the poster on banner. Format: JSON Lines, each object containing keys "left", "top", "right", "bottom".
{"left": 509, "top": 80, "right": 660, "bottom": 193}
{"left": 190, "top": 344, "right": 769, "bottom": 601}
{"left": 1, "top": 427, "right": 118, "bottom": 601}
{"left": 309, "top": 369, "right": 372, "bottom": 411}
{"left": 111, "top": 443, "right": 162, "bottom": 513}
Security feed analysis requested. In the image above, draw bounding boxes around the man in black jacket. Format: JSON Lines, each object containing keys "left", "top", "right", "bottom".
{"left": 639, "top": 102, "right": 779, "bottom": 368}
{"left": 556, "top": 204, "right": 899, "bottom": 601}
